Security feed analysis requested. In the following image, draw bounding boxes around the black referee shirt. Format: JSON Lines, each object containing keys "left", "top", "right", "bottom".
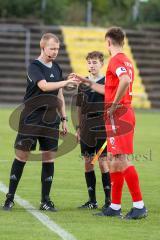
{"left": 24, "top": 60, "right": 64, "bottom": 101}
{"left": 20, "top": 60, "right": 64, "bottom": 127}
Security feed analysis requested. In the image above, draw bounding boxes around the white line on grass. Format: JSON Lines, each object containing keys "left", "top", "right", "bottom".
{"left": 0, "top": 182, "right": 77, "bottom": 240}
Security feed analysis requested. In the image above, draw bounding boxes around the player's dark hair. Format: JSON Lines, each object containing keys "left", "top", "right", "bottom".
{"left": 86, "top": 51, "right": 104, "bottom": 63}
{"left": 105, "top": 27, "right": 125, "bottom": 46}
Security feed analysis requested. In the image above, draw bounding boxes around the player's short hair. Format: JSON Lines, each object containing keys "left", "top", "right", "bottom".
{"left": 105, "top": 27, "right": 125, "bottom": 46}
{"left": 40, "top": 33, "right": 60, "bottom": 48}
{"left": 86, "top": 51, "right": 104, "bottom": 63}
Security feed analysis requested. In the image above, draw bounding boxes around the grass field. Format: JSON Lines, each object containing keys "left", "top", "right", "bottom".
{"left": 0, "top": 108, "right": 160, "bottom": 240}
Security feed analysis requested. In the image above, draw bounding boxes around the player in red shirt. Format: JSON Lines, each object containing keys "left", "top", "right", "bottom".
{"left": 72, "top": 27, "right": 147, "bottom": 220}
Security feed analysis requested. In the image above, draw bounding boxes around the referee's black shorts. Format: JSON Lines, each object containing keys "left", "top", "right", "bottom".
{"left": 14, "top": 129, "right": 59, "bottom": 152}
{"left": 14, "top": 108, "right": 60, "bottom": 152}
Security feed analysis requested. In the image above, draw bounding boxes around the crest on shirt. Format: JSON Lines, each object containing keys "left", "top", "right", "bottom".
{"left": 109, "top": 137, "right": 115, "bottom": 145}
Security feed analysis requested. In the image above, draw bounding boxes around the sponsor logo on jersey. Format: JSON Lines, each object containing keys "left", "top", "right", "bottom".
{"left": 50, "top": 73, "right": 54, "bottom": 78}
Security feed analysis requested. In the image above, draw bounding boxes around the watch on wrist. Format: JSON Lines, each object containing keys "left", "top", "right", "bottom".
{"left": 60, "top": 116, "right": 68, "bottom": 122}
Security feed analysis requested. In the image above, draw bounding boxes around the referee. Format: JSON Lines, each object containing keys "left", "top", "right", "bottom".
{"left": 3, "top": 33, "right": 75, "bottom": 211}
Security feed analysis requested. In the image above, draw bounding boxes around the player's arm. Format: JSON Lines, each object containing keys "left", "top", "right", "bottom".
{"left": 71, "top": 74, "right": 105, "bottom": 95}
{"left": 37, "top": 78, "right": 76, "bottom": 92}
{"left": 75, "top": 85, "right": 83, "bottom": 142}
{"left": 107, "top": 74, "right": 130, "bottom": 116}
{"left": 57, "top": 88, "right": 67, "bottom": 118}
{"left": 113, "top": 74, "right": 130, "bottom": 105}
{"left": 76, "top": 106, "right": 81, "bottom": 143}
{"left": 57, "top": 88, "right": 68, "bottom": 135}
{"left": 90, "top": 81, "right": 105, "bottom": 95}
{"left": 76, "top": 85, "right": 83, "bottom": 128}
{"left": 77, "top": 106, "right": 81, "bottom": 128}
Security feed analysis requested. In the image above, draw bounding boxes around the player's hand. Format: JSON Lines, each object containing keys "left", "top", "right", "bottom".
{"left": 76, "top": 128, "right": 80, "bottom": 143}
{"left": 67, "top": 73, "right": 79, "bottom": 83}
{"left": 107, "top": 103, "right": 117, "bottom": 117}
{"left": 65, "top": 77, "right": 78, "bottom": 85}
{"left": 68, "top": 73, "right": 90, "bottom": 84}
{"left": 64, "top": 75, "right": 78, "bottom": 89}
{"left": 67, "top": 73, "right": 76, "bottom": 79}
{"left": 68, "top": 72, "right": 77, "bottom": 78}
{"left": 60, "top": 121, "right": 68, "bottom": 136}
{"left": 107, "top": 103, "right": 123, "bottom": 117}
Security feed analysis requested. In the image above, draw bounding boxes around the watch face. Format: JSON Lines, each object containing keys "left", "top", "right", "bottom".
{"left": 61, "top": 117, "right": 68, "bottom": 121}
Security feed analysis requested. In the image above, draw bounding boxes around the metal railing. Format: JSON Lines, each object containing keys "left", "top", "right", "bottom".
{"left": 0, "top": 24, "right": 30, "bottom": 69}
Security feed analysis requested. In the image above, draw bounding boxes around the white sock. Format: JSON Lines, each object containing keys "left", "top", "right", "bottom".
{"left": 110, "top": 203, "right": 121, "bottom": 210}
{"left": 133, "top": 200, "right": 144, "bottom": 209}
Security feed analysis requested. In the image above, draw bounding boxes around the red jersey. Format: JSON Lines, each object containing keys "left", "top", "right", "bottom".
{"left": 105, "top": 53, "right": 134, "bottom": 106}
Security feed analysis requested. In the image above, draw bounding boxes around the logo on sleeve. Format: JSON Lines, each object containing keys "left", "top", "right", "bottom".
{"left": 121, "top": 67, "right": 126, "bottom": 72}
{"left": 116, "top": 66, "right": 127, "bottom": 77}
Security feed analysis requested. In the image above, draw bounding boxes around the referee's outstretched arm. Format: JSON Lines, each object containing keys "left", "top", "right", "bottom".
{"left": 71, "top": 73, "right": 105, "bottom": 95}
{"left": 37, "top": 78, "right": 76, "bottom": 92}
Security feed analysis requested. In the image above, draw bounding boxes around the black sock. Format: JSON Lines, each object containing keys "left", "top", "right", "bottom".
{"left": 41, "top": 162, "right": 54, "bottom": 202}
{"left": 85, "top": 171, "right": 96, "bottom": 203}
{"left": 102, "top": 172, "right": 111, "bottom": 204}
{"left": 8, "top": 158, "right": 26, "bottom": 199}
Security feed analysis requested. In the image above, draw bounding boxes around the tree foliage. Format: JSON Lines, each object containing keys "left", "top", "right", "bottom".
{"left": 0, "top": 0, "right": 159, "bottom": 26}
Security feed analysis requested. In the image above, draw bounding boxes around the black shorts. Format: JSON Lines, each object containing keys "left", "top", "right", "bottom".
{"left": 80, "top": 114, "right": 107, "bottom": 157}
{"left": 14, "top": 131, "right": 59, "bottom": 152}
{"left": 80, "top": 137, "right": 107, "bottom": 157}
{"left": 15, "top": 107, "right": 60, "bottom": 152}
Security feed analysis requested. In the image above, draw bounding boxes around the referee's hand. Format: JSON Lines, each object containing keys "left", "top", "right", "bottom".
{"left": 68, "top": 73, "right": 88, "bottom": 84}
{"left": 60, "top": 121, "right": 68, "bottom": 136}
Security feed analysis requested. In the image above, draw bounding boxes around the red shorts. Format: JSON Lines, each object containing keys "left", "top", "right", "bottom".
{"left": 105, "top": 107, "right": 135, "bottom": 155}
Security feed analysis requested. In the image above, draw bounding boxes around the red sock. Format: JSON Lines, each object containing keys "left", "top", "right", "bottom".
{"left": 123, "top": 166, "right": 143, "bottom": 202}
{"left": 110, "top": 172, "right": 124, "bottom": 204}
